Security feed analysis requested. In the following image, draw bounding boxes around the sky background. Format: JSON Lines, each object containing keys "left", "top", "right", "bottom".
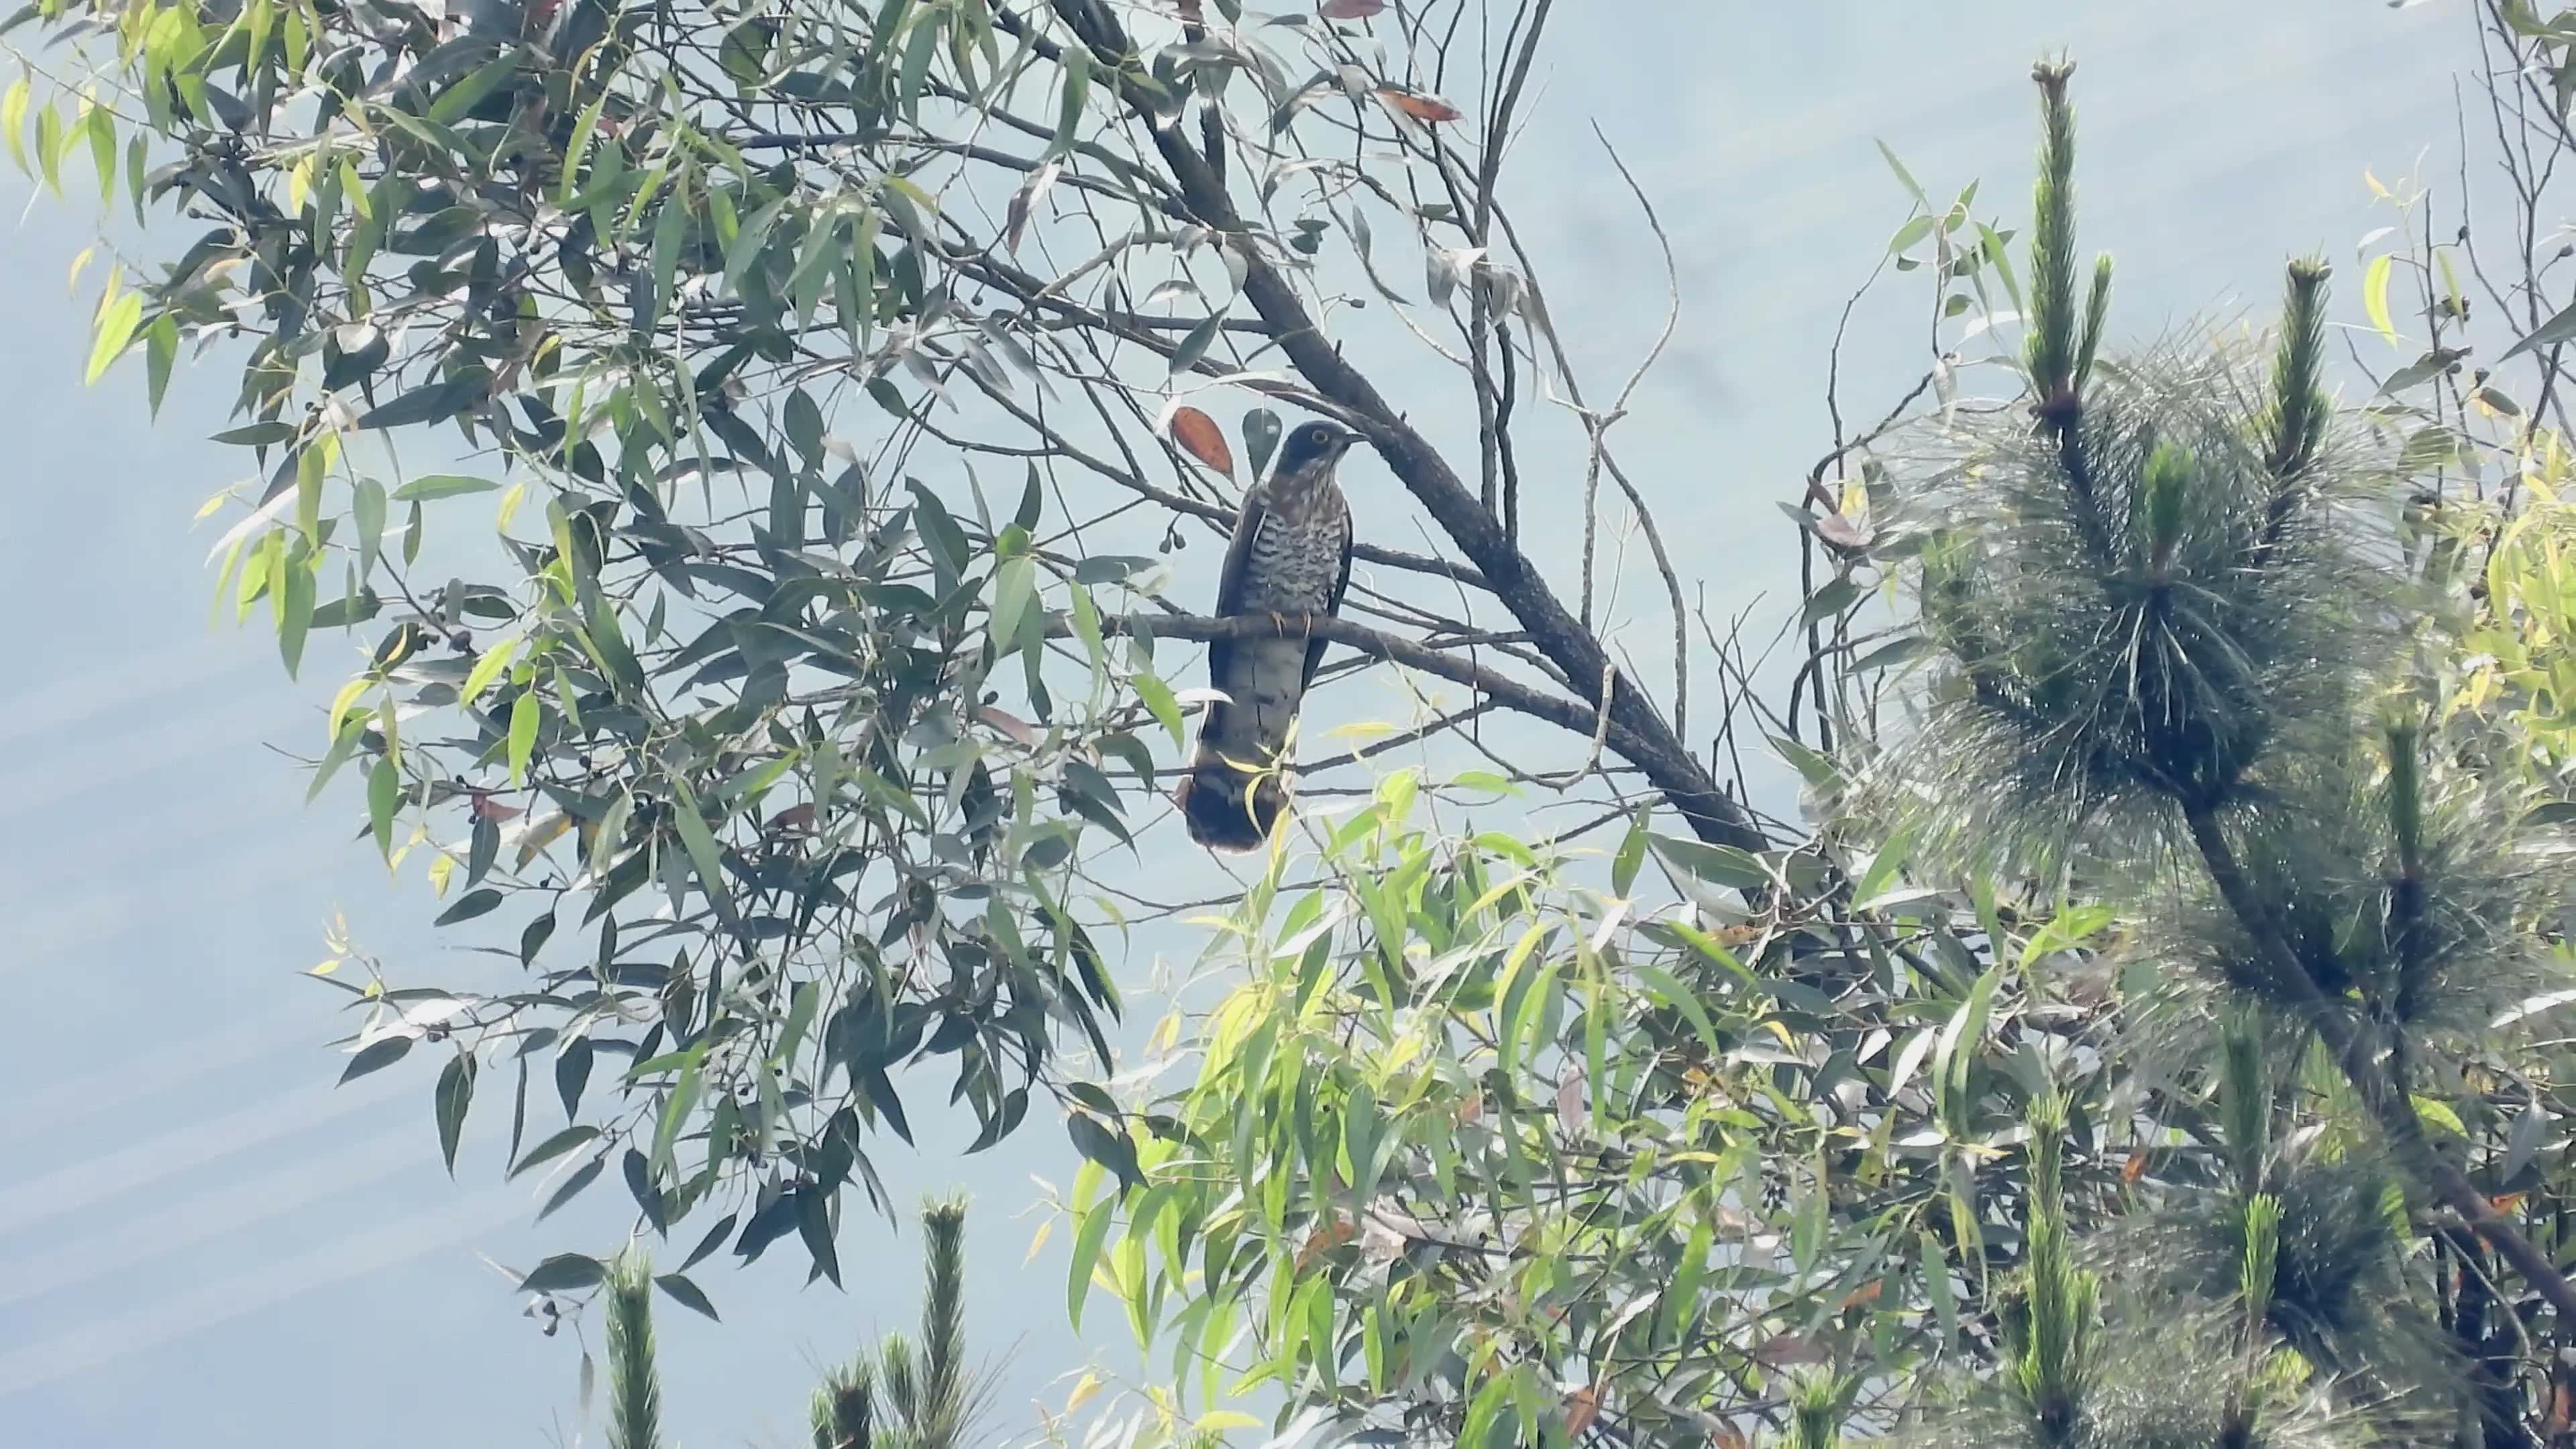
{"left": 0, "top": 3, "right": 2480, "bottom": 1445}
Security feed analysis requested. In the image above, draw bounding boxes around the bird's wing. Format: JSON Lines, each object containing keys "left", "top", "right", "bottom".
{"left": 1300, "top": 486, "right": 1353, "bottom": 693}
{"left": 1199, "top": 485, "right": 1271, "bottom": 747}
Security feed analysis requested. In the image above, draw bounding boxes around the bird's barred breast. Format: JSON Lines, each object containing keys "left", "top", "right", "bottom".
{"left": 1240, "top": 513, "right": 1344, "bottom": 613}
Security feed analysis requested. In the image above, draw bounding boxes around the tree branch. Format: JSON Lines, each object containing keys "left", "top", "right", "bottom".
{"left": 1010, "top": 0, "right": 1768, "bottom": 853}
{"left": 1074, "top": 611, "right": 1656, "bottom": 767}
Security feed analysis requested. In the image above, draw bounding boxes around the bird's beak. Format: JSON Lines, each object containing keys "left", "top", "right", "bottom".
{"left": 1331, "top": 426, "right": 1366, "bottom": 455}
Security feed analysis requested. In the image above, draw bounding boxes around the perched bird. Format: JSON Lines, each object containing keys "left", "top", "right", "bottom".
{"left": 1178, "top": 420, "right": 1363, "bottom": 851}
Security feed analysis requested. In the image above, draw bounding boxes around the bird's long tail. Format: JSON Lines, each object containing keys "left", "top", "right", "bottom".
{"left": 1178, "top": 747, "right": 1286, "bottom": 852}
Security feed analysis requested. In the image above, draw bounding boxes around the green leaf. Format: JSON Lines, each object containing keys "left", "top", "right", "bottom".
{"left": 649, "top": 1043, "right": 707, "bottom": 1178}
{"left": 2502, "top": 296, "right": 2576, "bottom": 362}
{"left": 1629, "top": 959, "right": 1722, "bottom": 1059}
{"left": 1876, "top": 138, "right": 1929, "bottom": 207}
{"left": 85, "top": 287, "right": 142, "bottom": 384}
{"left": 1067, "top": 1191, "right": 1118, "bottom": 1330}
{"left": 1852, "top": 822, "right": 1916, "bottom": 909}
{"left": 358, "top": 381, "right": 482, "bottom": 429}
{"left": 1052, "top": 42, "right": 1090, "bottom": 154}
{"left": 655, "top": 1273, "right": 720, "bottom": 1322}
{"left": 1169, "top": 312, "right": 1224, "bottom": 375}
{"left": 460, "top": 635, "right": 522, "bottom": 706}
{"left": 1, "top": 78, "right": 26, "bottom": 176}
{"left": 989, "top": 555, "right": 1037, "bottom": 656}
{"left": 511, "top": 1124, "right": 601, "bottom": 1179}
{"left": 436, "top": 888, "right": 504, "bottom": 926}
{"left": 354, "top": 477, "right": 387, "bottom": 575}
{"left": 435, "top": 1051, "right": 476, "bottom": 1175}
{"left": 1611, "top": 811, "right": 1648, "bottom": 896}
{"left": 1648, "top": 833, "right": 1769, "bottom": 891}
{"left": 392, "top": 473, "right": 500, "bottom": 501}
{"left": 368, "top": 757, "right": 401, "bottom": 857}
{"left": 2017, "top": 902, "right": 2115, "bottom": 969}
{"left": 507, "top": 692, "right": 539, "bottom": 786}
{"left": 1847, "top": 635, "right": 1928, "bottom": 675}
{"left": 538, "top": 1157, "right": 604, "bottom": 1219}
{"left": 667, "top": 778, "right": 734, "bottom": 920}
{"left": 1933, "top": 963, "right": 2002, "bottom": 1136}
{"left": 276, "top": 556, "right": 315, "bottom": 677}
{"left": 519, "top": 1253, "right": 607, "bottom": 1293}
{"left": 427, "top": 51, "right": 519, "bottom": 125}
{"left": 144, "top": 313, "right": 176, "bottom": 414}
{"left": 339, "top": 1034, "right": 413, "bottom": 1083}
{"left": 723, "top": 195, "right": 789, "bottom": 292}
{"left": 1803, "top": 576, "right": 1862, "bottom": 623}
{"left": 1132, "top": 669, "right": 1185, "bottom": 746}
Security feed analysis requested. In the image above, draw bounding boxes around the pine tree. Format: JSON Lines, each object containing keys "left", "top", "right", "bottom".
{"left": 1886, "top": 60, "right": 2576, "bottom": 1449}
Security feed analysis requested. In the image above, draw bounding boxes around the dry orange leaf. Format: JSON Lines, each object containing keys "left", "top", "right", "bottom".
{"left": 1375, "top": 87, "right": 1464, "bottom": 123}
{"left": 470, "top": 792, "right": 523, "bottom": 822}
{"left": 1167, "top": 405, "right": 1234, "bottom": 477}
{"left": 1711, "top": 1428, "right": 1751, "bottom": 1449}
{"left": 1838, "top": 1278, "right": 1884, "bottom": 1312}
{"left": 2122, "top": 1149, "right": 2149, "bottom": 1185}
{"left": 1296, "top": 1216, "right": 1357, "bottom": 1269}
{"left": 1564, "top": 1385, "right": 1601, "bottom": 1438}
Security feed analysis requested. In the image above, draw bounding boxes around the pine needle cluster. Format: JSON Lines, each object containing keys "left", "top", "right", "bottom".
{"left": 583, "top": 1195, "right": 992, "bottom": 1449}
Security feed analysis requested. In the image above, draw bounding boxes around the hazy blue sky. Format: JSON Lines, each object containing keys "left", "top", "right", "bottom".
{"left": 0, "top": 4, "right": 2470, "bottom": 1445}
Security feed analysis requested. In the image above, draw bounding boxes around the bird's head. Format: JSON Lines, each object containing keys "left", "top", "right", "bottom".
{"left": 1273, "top": 420, "right": 1364, "bottom": 478}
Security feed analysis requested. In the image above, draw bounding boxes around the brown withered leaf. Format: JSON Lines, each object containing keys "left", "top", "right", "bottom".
{"left": 1295, "top": 1216, "right": 1356, "bottom": 1269}
{"left": 470, "top": 792, "right": 523, "bottom": 822}
{"left": 1004, "top": 161, "right": 1061, "bottom": 256}
{"left": 2122, "top": 1148, "right": 2150, "bottom": 1185}
{"left": 767, "top": 802, "right": 816, "bottom": 835}
{"left": 1167, "top": 405, "right": 1234, "bottom": 476}
{"left": 1750, "top": 1332, "right": 1829, "bottom": 1366}
{"left": 1814, "top": 511, "right": 1872, "bottom": 548}
{"left": 1563, "top": 1386, "right": 1600, "bottom": 1438}
{"left": 1374, "top": 87, "right": 1464, "bottom": 123}
{"left": 977, "top": 705, "right": 1039, "bottom": 747}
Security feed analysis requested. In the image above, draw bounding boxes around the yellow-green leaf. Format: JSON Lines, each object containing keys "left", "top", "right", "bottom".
{"left": 2363, "top": 253, "right": 2396, "bottom": 343}
{"left": 460, "top": 634, "right": 523, "bottom": 706}
{"left": 86, "top": 288, "right": 142, "bottom": 383}
{"left": 1, "top": 77, "right": 28, "bottom": 176}
{"left": 507, "top": 690, "right": 539, "bottom": 785}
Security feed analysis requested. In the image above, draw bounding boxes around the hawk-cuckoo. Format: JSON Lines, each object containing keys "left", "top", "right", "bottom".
{"left": 1178, "top": 420, "right": 1362, "bottom": 851}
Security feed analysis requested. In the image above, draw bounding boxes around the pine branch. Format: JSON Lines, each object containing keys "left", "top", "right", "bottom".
{"left": 604, "top": 1250, "right": 665, "bottom": 1449}
{"left": 2181, "top": 804, "right": 2576, "bottom": 1325}
{"left": 915, "top": 1197, "right": 969, "bottom": 1449}
{"left": 811, "top": 1364, "right": 875, "bottom": 1449}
